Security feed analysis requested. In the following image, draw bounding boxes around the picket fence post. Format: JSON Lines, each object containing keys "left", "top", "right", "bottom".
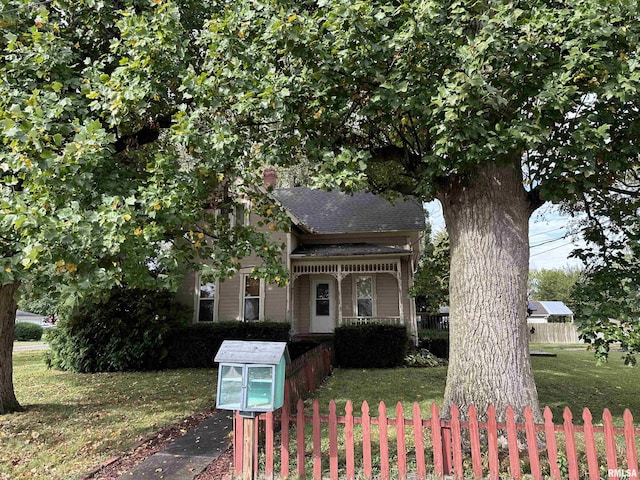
{"left": 396, "top": 402, "right": 407, "bottom": 480}
{"left": 345, "top": 401, "right": 355, "bottom": 480}
{"left": 296, "top": 399, "right": 305, "bottom": 479}
{"left": 280, "top": 398, "right": 289, "bottom": 479}
{"left": 329, "top": 400, "right": 339, "bottom": 480}
{"left": 506, "top": 406, "right": 520, "bottom": 479}
{"left": 543, "top": 406, "right": 561, "bottom": 479}
{"left": 624, "top": 409, "right": 639, "bottom": 480}
{"left": 379, "top": 402, "right": 390, "bottom": 480}
{"left": 234, "top": 411, "right": 243, "bottom": 478}
{"left": 524, "top": 407, "right": 541, "bottom": 480}
{"left": 430, "top": 403, "right": 442, "bottom": 478}
{"left": 362, "top": 401, "right": 372, "bottom": 480}
{"left": 486, "top": 405, "right": 499, "bottom": 480}
{"left": 583, "top": 408, "right": 600, "bottom": 480}
{"left": 450, "top": 404, "right": 463, "bottom": 479}
{"left": 414, "top": 403, "right": 426, "bottom": 480}
{"left": 468, "top": 404, "right": 482, "bottom": 479}
{"left": 312, "top": 400, "right": 321, "bottom": 480}
{"left": 265, "top": 411, "right": 274, "bottom": 480}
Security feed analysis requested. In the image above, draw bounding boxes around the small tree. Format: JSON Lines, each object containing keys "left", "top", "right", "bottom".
{"left": 412, "top": 230, "right": 450, "bottom": 314}
{"left": 528, "top": 268, "right": 582, "bottom": 311}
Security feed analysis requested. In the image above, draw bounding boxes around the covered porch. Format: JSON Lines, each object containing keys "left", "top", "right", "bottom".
{"left": 287, "top": 247, "right": 418, "bottom": 341}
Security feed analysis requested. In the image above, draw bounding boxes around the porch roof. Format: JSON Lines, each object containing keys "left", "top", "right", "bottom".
{"left": 291, "top": 243, "right": 411, "bottom": 258}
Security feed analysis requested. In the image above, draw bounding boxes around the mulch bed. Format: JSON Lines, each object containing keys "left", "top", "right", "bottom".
{"left": 82, "top": 408, "right": 233, "bottom": 480}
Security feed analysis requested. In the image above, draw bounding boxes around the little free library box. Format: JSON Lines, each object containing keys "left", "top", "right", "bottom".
{"left": 214, "top": 340, "right": 290, "bottom": 416}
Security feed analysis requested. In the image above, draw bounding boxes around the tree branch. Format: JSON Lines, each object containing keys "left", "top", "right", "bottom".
{"left": 527, "top": 185, "right": 544, "bottom": 214}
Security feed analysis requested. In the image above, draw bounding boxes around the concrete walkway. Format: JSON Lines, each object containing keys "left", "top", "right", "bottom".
{"left": 118, "top": 410, "right": 233, "bottom": 479}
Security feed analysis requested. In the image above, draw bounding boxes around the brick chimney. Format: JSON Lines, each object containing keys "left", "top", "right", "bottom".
{"left": 263, "top": 168, "right": 278, "bottom": 189}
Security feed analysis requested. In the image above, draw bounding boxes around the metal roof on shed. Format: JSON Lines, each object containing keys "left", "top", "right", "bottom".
{"left": 539, "top": 301, "right": 573, "bottom": 316}
{"left": 214, "top": 340, "right": 289, "bottom": 365}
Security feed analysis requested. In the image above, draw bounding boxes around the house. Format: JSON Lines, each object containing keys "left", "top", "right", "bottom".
{"left": 527, "top": 301, "right": 574, "bottom": 323}
{"left": 176, "top": 171, "right": 425, "bottom": 341}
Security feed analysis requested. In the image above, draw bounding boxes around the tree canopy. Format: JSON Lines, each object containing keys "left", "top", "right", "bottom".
{"left": 0, "top": 0, "right": 289, "bottom": 413}
{"left": 2, "top": 0, "right": 640, "bottom": 417}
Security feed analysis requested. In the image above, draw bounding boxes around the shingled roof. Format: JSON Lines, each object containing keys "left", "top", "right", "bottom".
{"left": 290, "top": 243, "right": 412, "bottom": 257}
{"left": 272, "top": 187, "right": 425, "bottom": 234}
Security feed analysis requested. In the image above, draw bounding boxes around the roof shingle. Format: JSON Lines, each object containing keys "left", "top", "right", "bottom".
{"left": 272, "top": 187, "right": 425, "bottom": 234}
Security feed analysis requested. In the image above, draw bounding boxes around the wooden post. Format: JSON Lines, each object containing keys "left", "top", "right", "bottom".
{"left": 243, "top": 417, "right": 254, "bottom": 480}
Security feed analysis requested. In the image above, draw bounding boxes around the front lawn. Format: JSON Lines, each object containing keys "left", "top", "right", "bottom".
{"left": 307, "top": 344, "right": 640, "bottom": 424}
{"left": 3, "top": 344, "right": 638, "bottom": 478}
{"left": 0, "top": 351, "right": 216, "bottom": 479}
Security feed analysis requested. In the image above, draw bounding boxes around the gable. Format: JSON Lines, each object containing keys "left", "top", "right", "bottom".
{"left": 272, "top": 187, "right": 425, "bottom": 234}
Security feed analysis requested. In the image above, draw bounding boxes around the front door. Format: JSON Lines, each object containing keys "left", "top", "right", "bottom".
{"left": 310, "top": 278, "right": 335, "bottom": 333}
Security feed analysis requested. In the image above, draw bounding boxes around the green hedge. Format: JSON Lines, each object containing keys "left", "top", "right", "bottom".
{"left": 418, "top": 329, "right": 450, "bottom": 359}
{"left": 47, "top": 288, "right": 190, "bottom": 373}
{"left": 164, "top": 321, "right": 291, "bottom": 368}
{"left": 15, "top": 322, "right": 44, "bottom": 341}
{"left": 334, "top": 324, "right": 409, "bottom": 368}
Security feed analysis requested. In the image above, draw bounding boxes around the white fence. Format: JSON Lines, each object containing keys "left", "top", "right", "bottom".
{"left": 528, "top": 322, "right": 582, "bottom": 344}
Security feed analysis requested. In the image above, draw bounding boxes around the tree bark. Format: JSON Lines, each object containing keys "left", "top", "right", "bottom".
{"left": 0, "top": 281, "right": 22, "bottom": 414}
{"left": 438, "top": 160, "right": 541, "bottom": 422}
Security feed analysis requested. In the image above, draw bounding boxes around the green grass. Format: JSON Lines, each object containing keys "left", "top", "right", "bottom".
{"left": 13, "top": 341, "right": 48, "bottom": 347}
{"left": 292, "top": 344, "right": 640, "bottom": 479}
{"left": 307, "top": 343, "right": 640, "bottom": 424}
{"left": 1, "top": 351, "right": 216, "bottom": 479}
{"left": 4, "top": 343, "right": 638, "bottom": 479}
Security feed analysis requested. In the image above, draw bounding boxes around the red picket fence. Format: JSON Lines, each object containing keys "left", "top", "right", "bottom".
{"left": 284, "top": 343, "right": 333, "bottom": 410}
{"left": 234, "top": 400, "right": 640, "bottom": 480}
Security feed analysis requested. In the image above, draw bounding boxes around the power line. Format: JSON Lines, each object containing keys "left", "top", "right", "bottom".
{"left": 529, "top": 225, "right": 570, "bottom": 238}
{"left": 530, "top": 241, "right": 577, "bottom": 257}
{"left": 530, "top": 234, "right": 569, "bottom": 249}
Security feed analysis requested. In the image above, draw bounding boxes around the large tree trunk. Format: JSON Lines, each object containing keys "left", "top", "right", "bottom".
{"left": 438, "top": 160, "right": 541, "bottom": 422}
{"left": 0, "top": 281, "right": 22, "bottom": 414}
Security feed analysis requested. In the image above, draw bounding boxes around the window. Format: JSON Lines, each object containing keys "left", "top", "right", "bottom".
{"left": 198, "top": 278, "right": 217, "bottom": 322}
{"left": 234, "top": 204, "right": 249, "bottom": 226}
{"left": 243, "top": 276, "right": 263, "bottom": 321}
{"left": 355, "top": 276, "right": 374, "bottom": 317}
{"left": 315, "top": 282, "right": 330, "bottom": 316}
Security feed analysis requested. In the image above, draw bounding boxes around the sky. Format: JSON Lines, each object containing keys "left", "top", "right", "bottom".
{"left": 425, "top": 200, "right": 585, "bottom": 271}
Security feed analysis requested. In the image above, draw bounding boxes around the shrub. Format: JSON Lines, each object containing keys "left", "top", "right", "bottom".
{"left": 47, "top": 288, "right": 190, "bottom": 373}
{"left": 418, "top": 329, "right": 450, "bottom": 359}
{"left": 334, "top": 324, "right": 409, "bottom": 368}
{"left": 164, "top": 321, "right": 291, "bottom": 368}
{"left": 14, "top": 322, "right": 44, "bottom": 341}
{"left": 404, "top": 348, "right": 447, "bottom": 367}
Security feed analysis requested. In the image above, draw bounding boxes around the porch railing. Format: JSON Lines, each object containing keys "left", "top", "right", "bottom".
{"left": 341, "top": 316, "right": 404, "bottom": 326}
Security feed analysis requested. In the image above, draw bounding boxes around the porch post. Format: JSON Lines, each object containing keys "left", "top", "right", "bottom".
{"left": 397, "top": 261, "right": 404, "bottom": 326}
{"left": 337, "top": 268, "right": 343, "bottom": 327}
{"left": 289, "top": 276, "right": 296, "bottom": 335}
